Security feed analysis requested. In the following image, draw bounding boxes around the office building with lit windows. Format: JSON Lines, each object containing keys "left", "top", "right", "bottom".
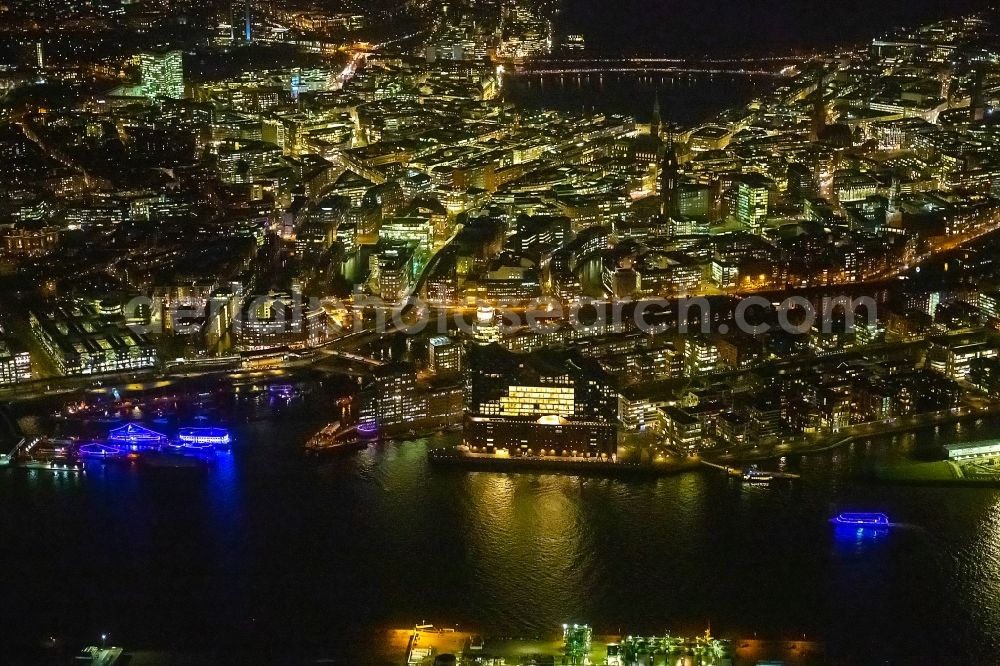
{"left": 362, "top": 363, "right": 420, "bottom": 430}
{"left": 735, "top": 173, "right": 770, "bottom": 233}
{"left": 0, "top": 326, "right": 30, "bottom": 385}
{"left": 235, "top": 291, "right": 329, "bottom": 351}
{"left": 464, "top": 345, "right": 618, "bottom": 458}
{"left": 29, "top": 301, "right": 156, "bottom": 376}
{"left": 428, "top": 336, "right": 462, "bottom": 375}
{"left": 139, "top": 50, "right": 184, "bottom": 99}
{"left": 358, "top": 363, "right": 463, "bottom": 434}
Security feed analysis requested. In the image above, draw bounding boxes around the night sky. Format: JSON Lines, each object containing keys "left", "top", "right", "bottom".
{"left": 561, "top": 0, "right": 992, "bottom": 55}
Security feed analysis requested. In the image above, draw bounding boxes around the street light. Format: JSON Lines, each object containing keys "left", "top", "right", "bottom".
{"left": 101, "top": 633, "right": 108, "bottom": 648}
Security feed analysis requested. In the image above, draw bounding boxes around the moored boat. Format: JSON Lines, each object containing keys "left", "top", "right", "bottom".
{"left": 177, "top": 427, "right": 232, "bottom": 448}
{"left": 832, "top": 512, "right": 890, "bottom": 527}
{"left": 741, "top": 465, "right": 774, "bottom": 484}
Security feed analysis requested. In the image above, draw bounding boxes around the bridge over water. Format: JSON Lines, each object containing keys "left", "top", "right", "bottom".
{"left": 509, "top": 54, "right": 810, "bottom": 78}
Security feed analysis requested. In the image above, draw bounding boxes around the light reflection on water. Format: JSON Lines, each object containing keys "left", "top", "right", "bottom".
{"left": 3, "top": 414, "right": 1000, "bottom": 661}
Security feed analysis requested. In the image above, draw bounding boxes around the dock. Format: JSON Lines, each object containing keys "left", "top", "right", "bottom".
{"left": 429, "top": 448, "right": 702, "bottom": 477}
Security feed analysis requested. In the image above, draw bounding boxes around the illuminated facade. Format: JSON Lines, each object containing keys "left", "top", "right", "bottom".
{"left": 29, "top": 301, "right": 157, "bottom": 376}
{"left": 735, "top": 174, "right": 770, "bottom": 233}
{"left": 359, "top": 363, "right": 420, "bottom": 432}
{"left": 428, "top": 336, "right": 462, "bottom": 374}
{"left": 0, "top": 326, "right": 30, "bottom": 385}
{"left": 140, "top": 50, "right": 185, "bottom": 99}
{"left": 464, "top": 345, "right": 618, "bottom": 457}
{"left": 235, "top": 292, "right": 329, "bottom": 351}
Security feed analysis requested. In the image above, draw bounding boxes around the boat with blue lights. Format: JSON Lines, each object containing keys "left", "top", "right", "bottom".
{"left": 78, "top": 442, "right": 124, "bottom": 459}
{"left": 267, "top": 384, "right": 298, "bottom": 399}
{"left": 176, "top": 427, "right": 232, "bottom": 449}
{"left": 108, "top": 423, "right": 168, "bottom": 451}
{"left": 832, "top": 512, "right": 890, "bottom": 527}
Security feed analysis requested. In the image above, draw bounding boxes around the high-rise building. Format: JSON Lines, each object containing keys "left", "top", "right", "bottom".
{"left": 810, "top": 67, "right": 827, "bottom": 142}
{"left": 660, "top": 139, "right": 680, "bottom": 220}
{"left": 139, "top": 50, "right": 184, "bottom": 99}
{"left": 735, "top": 174, "right": 770, "bottom": 233}
{"left": 787, "top": 162, "right": 814, "bottom": 201}
{"left": 232, "top": 0, "right": 253, "bottom": 42}
{"left": 971, "top": 64, "right": 986, "bottom": 123}
{"left": 367, "top": 363, "right": 420, "bottom": 429}
{"left": 428, "top": 336, "right": 462, "bottom": 374}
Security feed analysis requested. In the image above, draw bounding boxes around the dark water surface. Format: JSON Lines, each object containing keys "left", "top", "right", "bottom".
{"left": 561, "top": 0, "right": 989, "bottom": 56}
{"left": 502, "top": 72, "right": 769, "bottom": 127}
{"left": 2, "top": 397, "right": 1000, "bottom": 663}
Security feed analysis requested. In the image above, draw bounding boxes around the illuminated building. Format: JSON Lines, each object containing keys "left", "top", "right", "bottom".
{"left": 787, "top": 162, "right": 814, "bottom": 201}
{"left": 684, "top": 335, "right": 719, "bottom": 376}
{"left": 232, "top": 0, "right": 253, "bottom": 42}
{"left": 711, "top": 260, "right": 739, "bottom": 289}
{"left": 678, "top": 183, "right": 713, "bottom": 219}
{"left": 0, "top": 327, "right": 30, "bottom": 385}
{"left": 369, "top": 241, "right": 415, "bottom": 302}
{"left": 0, "top": 224, "right": 60, "bottom": 257}
{"left": 497, "top": 2, "right": 552, "bottom": 60}
{"left": 735, "top": 174, "right": 770, "bottom": 233}
{"left": 688, "top": 125, "right": 732, "bottom": 152}
{"left": 29, "top": 301, "right": 157, "bottom": 376}
{"left": 235, "top": 291, "right": 329, "bottom": 351}
{"left": 216, "top": 140, "right": 283, "bottom": 184}
{"left": 944, "top": 440, "right": 1000, "bottom": 460}
{"left": 650, "top": 93, "right": 662, "bottom": 143}
{"left": 660, "top": 140, "right": 680, "bottom": 220}
{"left": 472, "top": 306, "right": 501, "bottom": 345}
{"left": 359, "top": 363, "right": 421, "bottom": 431}
{"left": 663, "top": 406, "right": 703, "bottom": 451}
{"left": 464, "top": 345, "right": 618, "bottom": 458}
{"left": 428, "top": 336, "right": 461, "bottom": 374}
{"left": 970, "top": 64, "right": 986, "bottom": 123}
{"left": 139, "top": 50, "right": 184, "bottom": 99}
{"left": 926, "top": 334, "right": 998, "bottom": 380}
{"left": 474, "top": 258, "right": 542, "bottom": 305}
{"left": 379, "top": 216, "right": 433, "bottom": 252}
{"left": 810, "top": 67, "right": 827, "bottom": 142}
{"left": 834, "top": 171, "right": 884, "bottom": 203}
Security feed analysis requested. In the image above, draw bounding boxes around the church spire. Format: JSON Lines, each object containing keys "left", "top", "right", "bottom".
{"left": 651, "top": 91, "right": 662, "bottom": 141}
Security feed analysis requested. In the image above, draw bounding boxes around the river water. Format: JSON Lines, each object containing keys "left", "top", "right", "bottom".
{"left": 2, "top": 388, "right": 1000, "bottom": 663}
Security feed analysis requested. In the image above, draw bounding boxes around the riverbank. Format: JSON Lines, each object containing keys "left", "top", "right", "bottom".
{"left": 426, "top": 404, "right": 1000, "bottom": 482}
{"left": 708, "top": 404, "right": 1000, "bottom": 468}
{"left": 428, "top": 447, "right": 702, "bottom": 478}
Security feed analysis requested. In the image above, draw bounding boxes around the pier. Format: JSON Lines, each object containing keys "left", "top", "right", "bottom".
{"left": 429, "top": 447, "right": 701, "bottom": 478}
